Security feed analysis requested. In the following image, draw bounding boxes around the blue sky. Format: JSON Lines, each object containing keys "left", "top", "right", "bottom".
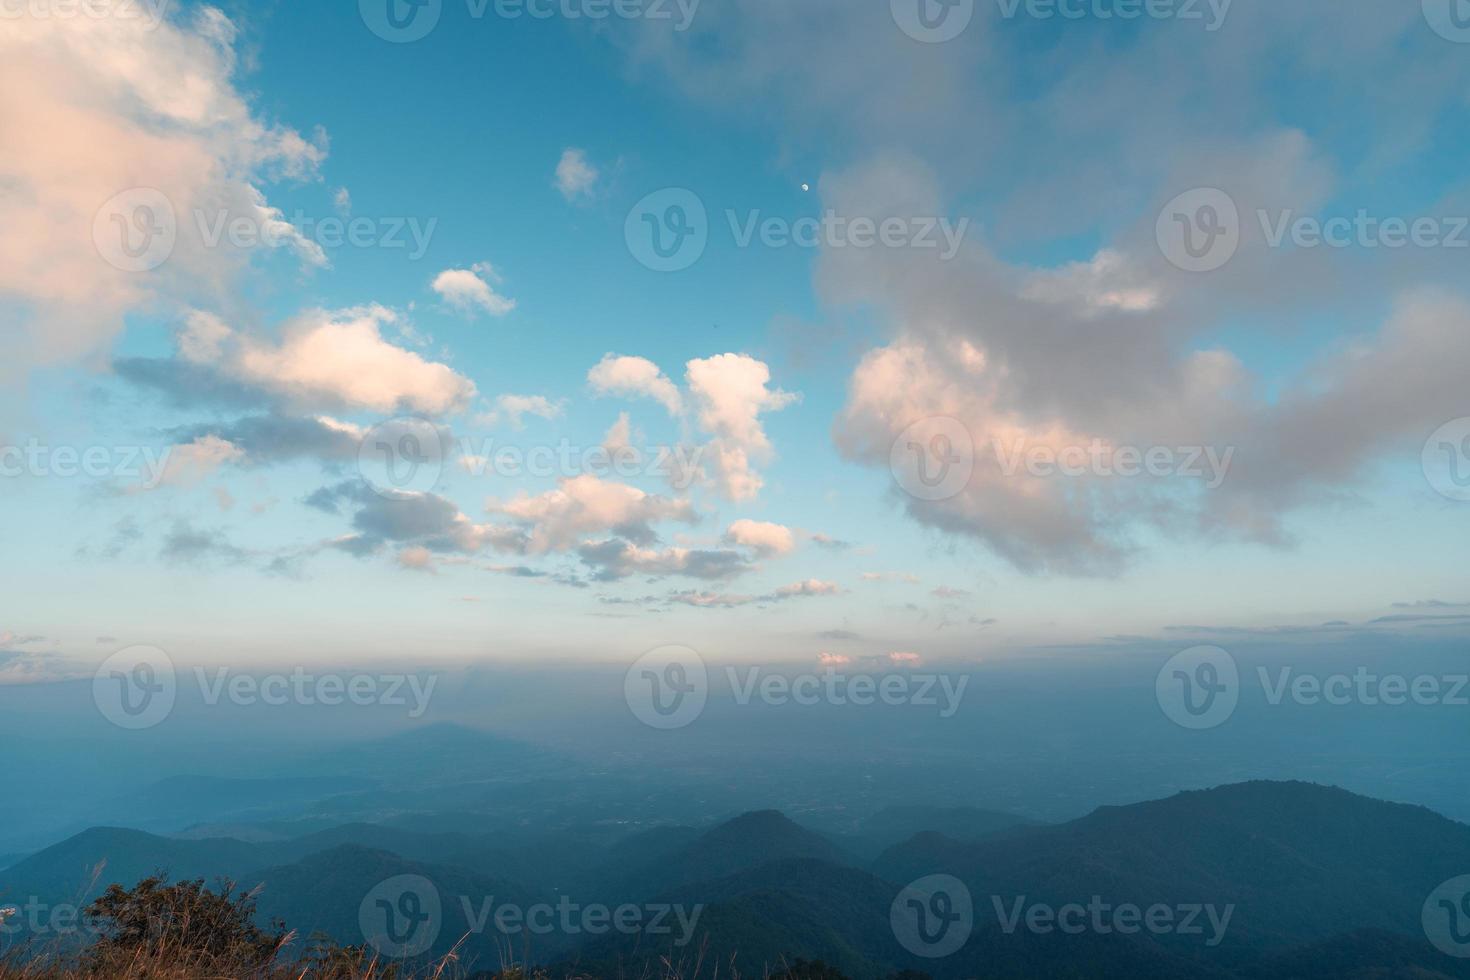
{"left": 2, "top": 0, "right": 1469, "bottom": 677}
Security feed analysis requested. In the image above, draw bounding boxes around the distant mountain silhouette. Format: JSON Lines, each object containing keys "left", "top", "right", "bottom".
{"left": 615, "top": 810, "right": 857, "bottom": 899}
{"left": 875, "top": 780, "right": 1470, "bottom": 953}
{"left": 855, "top": 805, "right": 1037, "bottom": 851}
{"left": 248, "top": 844, "right": 552, "bottom": 968}
{"left": 8, "top": 781, "right": 1470, "bottom": 979}
{"left": 0, "top": 827, "right": 270, "bottom": 905}
{"left": 571, "top": 782, "right": 1470, "bottom": 979}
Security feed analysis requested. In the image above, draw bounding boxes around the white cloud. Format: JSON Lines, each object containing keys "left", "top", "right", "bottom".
{"left": 194, "top": 305, "right": 477, "bottom": 415}
{"left": 178, "top": 310, "right": 232, "bottom": 363}
{"left": 554, "top": 147, "right": 599, "bottom": 201}
{"left": 588, "top": 354, "right": 684, "bottom": 416}
{"left": 686, "top": 353, "right": 798, "bottom": 501}
{"left": 478, "top": 394, "right": 565, "bottom": 429}
{"left": 0, "top": 5, "right": 326, "bottom": 371}
{"left": 603, "top": 412, "right": 635, "bottom": 455}
{"left": 825, "top": 154, "right": 1470, "bottom": 573}
{"left": 577, "top": 540, "right": 750, "bottom": 581}
{"left": 432, "top": 263, "right": 517, "bottom": 318}
{"left": 490, "top": 474, "right": 696, "bottom": 553}
{"left": 158, "top": 434, "right": 244, "bottom": 486}
{"left": 660, "top": 578, "right": 842, "bottom": 607}
{"left": 773, "top": 579, "right": 842, "bottom": 598}
{"left": 396, "top": 546, "right": 436, "bottom": 572}
{"left": 724, "top": 519, "right": 796, "bottom": 557}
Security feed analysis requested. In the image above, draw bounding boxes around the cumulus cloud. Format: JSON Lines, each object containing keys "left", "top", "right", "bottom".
{"left": 168, "top": 305, "right": 477, "bottom": 415}
{"left": 432, "top": 263, "right": 516, "bottom": 318}
{"left": 489, "top": 474, "right": 696, "bottom": 552}
{"left": 819, "top": 152, "right": 1468, "bottom": 574}
{"left": 477, "top": 394, "right": 565, "bottom": 429}
{"left": 307, "top": 481, "right": 527, "bottom": 558}
{"left": 172, "top": 414, "right": 366, "bottom": 466}
{"left": 603, "top": 412, "right": 635, "bottom": 455}
{"left": 659, "top": 579, "right": 843, "bottom": 608}
{"left": 577, "top": 539, "right": 750, "bottom": 582}
{"left": 396, "top": 546, "right": 436, "bottom": 572}
{"left": 724, "top": 519, "right": 796, "bottom": 557}
{"left": 554, "top": 147, "right": 599, "bottom": 201}
{"left": 862, "top": 572, "right": 920, "bottom": 584}
{"left": 160, "top": 521, "right": 249, "bottom": 566}
{"left": 773, "top": 579, "right": 842, "bottom": 598}
{"left": 588, "top": 354, "right": 684, "bottom": 416}
{"left": 686, "top": 353, "right": 798, "bottom": 501}
{"left": 157, "top": 434, "right": 244, "bottom": 486}
{"left": 0, "top": 5, "right": 326, "bottom": 373}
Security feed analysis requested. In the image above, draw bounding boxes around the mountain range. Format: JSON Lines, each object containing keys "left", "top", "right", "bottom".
{"left": 3, "top": 781, "right": 1468, "bottom": 978}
